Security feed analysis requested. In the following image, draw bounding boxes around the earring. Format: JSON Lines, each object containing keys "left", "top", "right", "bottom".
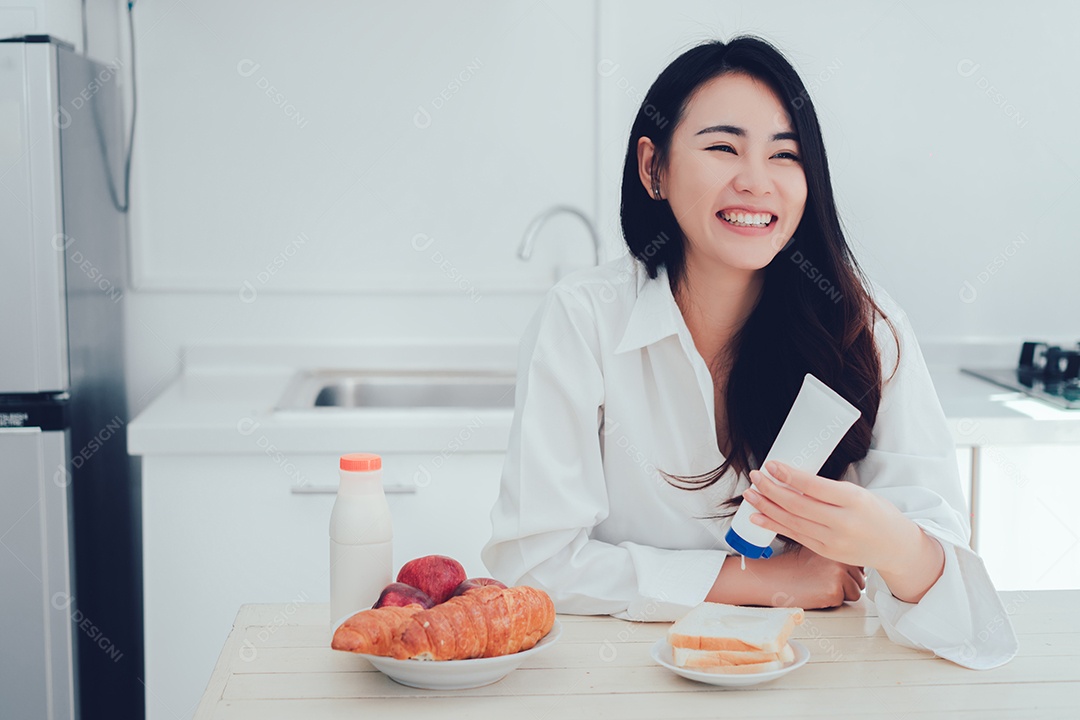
{"left": 652, "top": 178, "right": 663, "bottom": 201}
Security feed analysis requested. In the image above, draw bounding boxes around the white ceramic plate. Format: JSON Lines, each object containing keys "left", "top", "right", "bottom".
{"left": 650, "top": 638, "right": 809, "bottom": 688}
{"left": 355, "top": 620, "right": 562, "bottom": 690}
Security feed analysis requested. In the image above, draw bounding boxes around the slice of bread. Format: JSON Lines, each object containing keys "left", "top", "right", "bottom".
{"left": 672, "top": 642, "right": 795, "bottom": 669}
{"left": 667, "top": 602, "right": 804, "bottom": 655}
{"left": 688, "top": 656, "right": 787, "bottom": 674}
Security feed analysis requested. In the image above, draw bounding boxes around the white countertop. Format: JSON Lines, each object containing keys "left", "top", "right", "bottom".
{"left": 127, "top": 342, "right": 521, "bottom": 456}
{"left": 127, "top": 342, "right": 1080, "bottom": 457}
{"left": 934, "top": 366, "right": 1080, "bottom": 446}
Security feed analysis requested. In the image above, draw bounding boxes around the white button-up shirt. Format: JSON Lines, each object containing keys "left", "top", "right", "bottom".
{"left": 482, "top": 252, "right": 1019, "bottom": 669}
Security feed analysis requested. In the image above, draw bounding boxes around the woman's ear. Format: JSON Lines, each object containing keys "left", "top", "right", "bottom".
{"left": 637, "top": 136, "right": 662, "bottom": 200}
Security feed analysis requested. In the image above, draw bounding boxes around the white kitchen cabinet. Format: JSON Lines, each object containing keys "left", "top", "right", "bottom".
{"left": 140, "top": 451, "right": 504, "bottom": 720}
{"left": 974, "top": 444, "right": 1080, "bottom": 592}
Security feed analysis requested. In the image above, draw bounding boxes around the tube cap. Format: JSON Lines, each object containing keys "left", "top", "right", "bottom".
{"left": 725, "top": 527, "right": 774, "bottom": 559}
{"left": 340, "top": 453, "right": 382, "bottom": 472}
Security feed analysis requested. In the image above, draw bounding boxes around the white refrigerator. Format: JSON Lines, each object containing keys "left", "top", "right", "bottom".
{"left": 0, "top": 35, "right": 141, "bottom": 720}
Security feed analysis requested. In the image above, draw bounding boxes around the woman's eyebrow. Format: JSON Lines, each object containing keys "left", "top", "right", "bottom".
{"left": 695, "top": 124, "right": 798, "bottom": 142}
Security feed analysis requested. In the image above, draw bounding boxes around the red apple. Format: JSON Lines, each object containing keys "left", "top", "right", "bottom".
{"left": 451, "top": 577, "right": 507, "bottom": 598}
{"left": 372, "top": 582, "right": 435, "bottom": 609}
{"left": 396, "top": 555, "right": 467, "bottom": 604}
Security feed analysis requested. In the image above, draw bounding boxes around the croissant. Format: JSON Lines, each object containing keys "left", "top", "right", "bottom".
{"left": 331, "top": 585, "right": 555, "bottom": 661}
{"left": 331, "top": 604, "right": 424, "bottom": 657}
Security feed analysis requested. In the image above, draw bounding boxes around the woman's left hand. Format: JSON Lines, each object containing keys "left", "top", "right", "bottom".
{"left": 743, "top": 460, "right": 919, "bottom": 574}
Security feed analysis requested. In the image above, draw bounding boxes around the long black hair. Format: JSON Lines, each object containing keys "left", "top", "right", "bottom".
{"left": 620, "top": 35, "right": 899, "bottom": 513}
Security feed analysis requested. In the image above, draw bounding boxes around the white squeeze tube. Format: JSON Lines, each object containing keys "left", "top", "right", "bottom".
{"left": 724, "top": 373, "right": 861, "bottom": 560}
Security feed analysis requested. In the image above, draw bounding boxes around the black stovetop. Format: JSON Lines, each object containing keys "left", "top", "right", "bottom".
{"left": 961, "top": 341, "right": 1080, "bottom": 410}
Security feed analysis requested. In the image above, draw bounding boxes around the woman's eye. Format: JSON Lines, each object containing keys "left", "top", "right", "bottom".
{"left": 705, "top": 146, "right": 800, "bottom": 161}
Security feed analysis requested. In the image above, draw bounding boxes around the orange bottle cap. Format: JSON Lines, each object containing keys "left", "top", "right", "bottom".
{"left": 340, "top": 453, "right": 382, "bottom": 472}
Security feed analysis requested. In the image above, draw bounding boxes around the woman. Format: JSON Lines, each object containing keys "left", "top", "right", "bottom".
{"left": 481, "top": 35, "right": 1017, "bottom": 669}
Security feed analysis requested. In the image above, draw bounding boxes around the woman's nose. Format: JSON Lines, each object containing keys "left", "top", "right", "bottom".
{"left": 731, "top": 156, "right": 773, "bottom": 195}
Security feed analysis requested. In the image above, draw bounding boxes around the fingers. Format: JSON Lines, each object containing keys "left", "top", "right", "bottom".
{"left": 750, "top": 471, "right": 840, "bottom": 524}
{"left": 846, "top": 564, "right": 866, "bottom": 591}
{"left": 842, "top": 570, "right": 862, "bottom": 602}
{"left": 764, "top": 461, "right": 849, "bottom": 506}
{"left": 743, "top": 482, "right": 829, "bottom": 544}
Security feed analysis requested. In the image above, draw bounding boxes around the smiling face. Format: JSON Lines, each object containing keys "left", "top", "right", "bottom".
{"left": 638, "top": 72, "right": 808, "bottom": 274}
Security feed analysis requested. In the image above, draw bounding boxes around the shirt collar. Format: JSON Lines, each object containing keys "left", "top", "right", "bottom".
{"left": 614, "top": 261, "right": 682, "bottom": 354}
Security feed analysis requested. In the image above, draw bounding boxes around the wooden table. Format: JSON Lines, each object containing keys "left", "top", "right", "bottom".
{"left": 194, "top": 590, "right": 1077, "bottom": 719}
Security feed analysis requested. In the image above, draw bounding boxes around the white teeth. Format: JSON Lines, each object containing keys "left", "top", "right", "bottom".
{"left": 720, "top": 210, "right": 773, "bottom": 227}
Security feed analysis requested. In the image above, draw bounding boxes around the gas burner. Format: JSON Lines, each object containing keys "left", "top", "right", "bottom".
{"left": 1017, "top": 341, "right": 1080, "bottom": 387}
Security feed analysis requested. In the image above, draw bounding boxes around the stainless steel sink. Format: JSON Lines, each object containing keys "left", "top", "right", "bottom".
{"left": 275, "top": 369, "right": 516, "bottom": 410}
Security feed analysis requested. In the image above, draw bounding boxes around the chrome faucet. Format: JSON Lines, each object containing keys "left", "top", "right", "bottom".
{"left": 517, "top": 205, "right": 600, "bottom": 266}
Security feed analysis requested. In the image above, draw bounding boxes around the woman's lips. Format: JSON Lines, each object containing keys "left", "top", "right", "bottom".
{"left": 716, "top": 211, "right": 777, "bottom": 234}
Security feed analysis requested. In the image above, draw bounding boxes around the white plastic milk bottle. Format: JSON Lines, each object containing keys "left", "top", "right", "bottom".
{"left": 329, "top": 453, "right": 393, "bottom": 625}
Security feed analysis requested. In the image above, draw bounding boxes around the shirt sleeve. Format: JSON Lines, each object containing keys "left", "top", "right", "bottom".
{"left": 481, "top": 286, "right": 728, "bottom": 622}
{"left": 852, "top": 293, "right": 1019, "bottom": 669}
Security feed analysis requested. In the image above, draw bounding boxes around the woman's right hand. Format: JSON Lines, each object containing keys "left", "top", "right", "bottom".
{"left": 707, "top": 546, "right": 865, "bottom": 609}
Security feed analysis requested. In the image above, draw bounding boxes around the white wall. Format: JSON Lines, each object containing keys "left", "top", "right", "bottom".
{"left": 117, "top": 1, "right": 1079, "bottom": 410}
{"left": 127, "top": 0, "right": 596, "bottom": 293}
